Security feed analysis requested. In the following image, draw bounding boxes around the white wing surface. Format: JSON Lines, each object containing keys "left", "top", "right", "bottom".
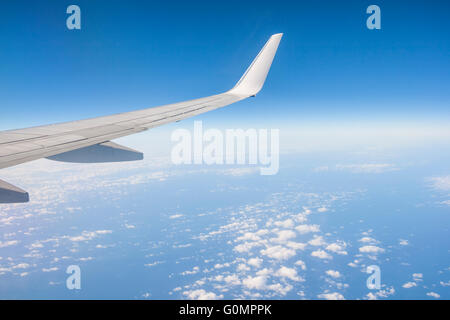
{"left": 0, "top": 33, "right": 283, "bottom": 203}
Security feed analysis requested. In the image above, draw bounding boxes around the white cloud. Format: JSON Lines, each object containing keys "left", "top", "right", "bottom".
{"left": 325, "top": 270, "right": 341, "bottom": 279}
{"left": 286, "top": 241, "right": 307, "bottom": 250}
{"left": 266, "top": 283, "right": 293, "bottom": 296}
{"left": 13, "top": 263, "right": 30, "bottom": 269}
{"left": 256, "top": 268, "right": 272, "bottom": 277}
{"left": 234, "top": 242, "right": 261, "bottom": 253}
{"left": 275, "top": 266, "right": 303, "bottom": 282}
{"left": 440, "top": 280, "right": 450, "bottom": 287}
{"left": 399, "top": 239, "right": 409, "bottom": 246}
{"left": 223, "top": 274, "right": 241, "bottom": 286}
{"left": 79, "top": 257, "right": 93, "bottom": 262}
{"left": 219, "top": 167, "right": 259, "bottom": 177}
{"left": 308, "top": 235, "right": 326, "bottom": 247}
{"left": 358, "top": 237, "right": 378, "bottom": 243}
{"left": 237, "top": 263, "right": 250, "bottom": 272}
{"left": 236, "top": 232, "right": 261, "bottom": 242}
{"left": 294, "top": 213, "right": 307, "bottom": 223}
{"left": 365, "top": 286, "right": 395, "bottom": 300}
{"left": 426, "top": 292, "right": 440, "bottom": 299}
{"left": 359, "top": 245, "right": 385, "bottom": 254}
{"left": 294, "top": 260, "right": 307, "bottom": 270}
{"left": 428, "top": 175, "right": 450, "bottom": 191}
{"left": 336, "top": 163, "right": 396, "bottom": 174}
{"left": 272, "top": 230, "right": 296, "bottom": 243}
{"left": 260, "top": 245, "right": 296, "bottom": 260}
{"left": 243, "top": 275, "right": 267, "bottom": 290}
{"left": 0, "top": 240, "right": 19, "bottom": 248}
{"left": 142, "top": 292, "right": 151, "bottom": 299}
{"left": 30, "top": 242, "right": 43, "bottom": 248}
{"left": 181, "top": 266, "right": 200, "bottom": 275}
{"left": 412, "top": 273, "right": 423, "bottom": 281}
{"left": 68, "top": 230, "right": 112, "bottom": 242}
{"left": 295, "top": 224, "right": 320, "bottom": 234}
{"left": 183, "top": 289, "right": 223, "bottom": 300}
{"left": 235, "top": 267, "right": 298, "bottom": 296}
{"left": 311, "top": 249, "right": 332, "bottom": 260}
{"left": 402, "top": 282, "right": 417, "bottom": 289}
{"left": 247, "top": 257, "right": 263, "bottom": 268}
{"left": 317, "top": 292, "right": 345, "bottom": 300}
{"left": 325, "top": 241, "right": 347, "bottom": 255}
{"left": 273, "top": 219, "right": 294, "bottom": 229}
{"left": 145, "top": 261, "right": 163, "bottom": 267}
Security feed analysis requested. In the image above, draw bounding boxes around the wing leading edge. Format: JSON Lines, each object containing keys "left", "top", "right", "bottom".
{"left": 0, "top": 33, "right": 283, "bottom": 203}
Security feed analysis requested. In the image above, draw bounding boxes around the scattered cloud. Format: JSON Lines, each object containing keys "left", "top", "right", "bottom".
{"left": 359, "top": 237, "right": 378, "bottom": 244}
{"left": 0, "top": 240, "right": 20, "bottom": 248}
{"left": 426, "top": 292, "right": 440, "bottom": 299}
{"left": 181, "top": 266, "right": 200, "bottom": 276}
{"left": 428, "top": 175, "right": 450, "bottom": 191}
{"left": 68, "top": 230, "right": 112, "bottom": 242}
{"left": 295, "top": 260, "right": 307, "bottom": 271}
{"left": 295, "top": 224, "right": 320, "bottom": 234}
{"left": 413, "top": 273, "right": 423, "bottom": 281}
{"left": 359, "top": 245, "right": 385, "bottom": 254}
{"left": 243, "top": 275, "right": 267, "bottom": 290}
{"left": 308, "top": 235, "right": 326, "bottom": 246}
{"left": 311, "top": 249, "right": 332, "bottom": 260}
{"left": 247, "top": 258, "right": 263, "bottom": 268}
{"left": 440, "top": 280, "right": 450, "bottom": 287}
{"left": 402, "top": 282, "right": 417, "bottom": 289}
{"left": 317, "top": 292, "right": 345, "bottom": 300}
{"left": 326, "top": 241, "right": 347, "bottom": 255}
{"left": 275, "top": 266, "right": 304, "bottom": 282}
{"left": 260, "top": 245, "right": 296, "bottom": 260}
{"left": 325, "top": 270, "right": 341, "bottom": 279}
{"left": 365, "top": 286, "right": 395, "bottom": 300}
{"left": 335, "top": 163, "right": 397, "bottom": 174}
{"left": 183, "top": 289, "right": 223, "bottom": 300}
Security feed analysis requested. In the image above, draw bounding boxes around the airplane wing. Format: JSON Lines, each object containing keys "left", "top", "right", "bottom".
{"left": 0, "top": 33, "right": 283, "bottom": 203}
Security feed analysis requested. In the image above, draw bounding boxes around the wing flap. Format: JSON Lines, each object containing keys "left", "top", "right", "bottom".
{"left": 47, "top": 141, "right": 143, "bottom": 163}
{"left": 0, "top": 179, "right": 29, "bottom": 203}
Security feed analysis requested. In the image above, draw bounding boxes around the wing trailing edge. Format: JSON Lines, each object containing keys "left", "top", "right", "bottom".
{"left": 0, "top": 179, "right": 29, "bottom": 203}
{"left": 47, "top": 141, "right": 143, "bottom": 163}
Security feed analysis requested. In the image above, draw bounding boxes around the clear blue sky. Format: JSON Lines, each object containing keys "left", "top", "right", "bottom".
{"left": 0, "top": 0, "right": 449, "bottom": 130}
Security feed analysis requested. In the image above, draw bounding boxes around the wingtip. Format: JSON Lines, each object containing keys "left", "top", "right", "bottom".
{"left": 228, "top": 33, "right": 283, "bottom": 97}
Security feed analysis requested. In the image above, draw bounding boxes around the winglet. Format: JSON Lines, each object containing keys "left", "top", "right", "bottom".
{"left": 228, "top": 33, "right": 283, "bottom": 97}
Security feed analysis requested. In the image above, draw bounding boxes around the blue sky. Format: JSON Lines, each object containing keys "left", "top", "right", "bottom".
{"left": 0, "top": 0, "right": 449, "bottom": 130}
{"left": 1, "top": 1, "right": 450, "bottom": 300}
